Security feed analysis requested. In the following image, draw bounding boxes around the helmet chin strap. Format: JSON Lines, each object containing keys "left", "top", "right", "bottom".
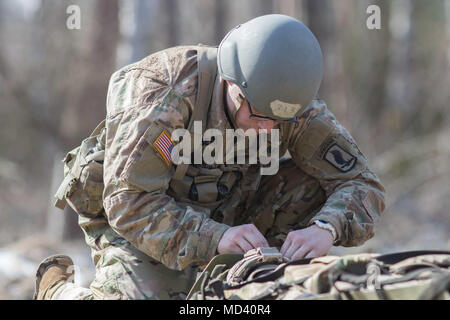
{"left": 232, "top": 104, "right": 239, "bottom": 120}
{"left": 225, "top": 81, "right": 244, "bottom": 122}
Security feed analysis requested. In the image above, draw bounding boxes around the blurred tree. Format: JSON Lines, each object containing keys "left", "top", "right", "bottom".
{"left": 258, "top": 0, "right": 275, "bottom": 15}
{"left": 407, "top": 0, "right": 447, "bottom": 136}
{"left": 164, "top": 0, "right": 179, "bottom": 47}
{"left": 384, "top": 0, "right": 411, "bottom": 138}
{"left": 273, "top": 0, "right": 297, "bottom": 16}
{"left": 214, "top": 0, "right": 227, "bottom": 45}
{"left": 62, "top": 0, "right": 119, "bottom": 239}
{"left": 131, "top": 0, "right": 156, "bottom": 62}
{"left": 60, "top": 0, "right": 119, "bottom": 146}
{"left": 305, "top": 0, "right": 349, "bottom": 126}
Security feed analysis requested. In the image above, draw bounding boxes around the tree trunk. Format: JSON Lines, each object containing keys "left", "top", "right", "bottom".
{"left": 163, "top": 0, "right": 178, "bottom": 47}
{"left": 384, "top": 0, "right": 411, "bottom": 136}
{"left": 214, "top": 0, "right": 227, "bottom": 45}
{"left": 305, "top": 0, "right": 349, "bottom": 124}
{"left": 273, "top": 0, "right": 297, "bottom": 16}
{"left": 131, "top": 0, "right": 157, "bottom": 62}
{"left": 60, "top": 0, "right": 120, "bottom": 240}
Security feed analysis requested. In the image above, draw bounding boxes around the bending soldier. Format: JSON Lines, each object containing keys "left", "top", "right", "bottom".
{"left": 34, "top": 14, "right": 385, "bottom": 300}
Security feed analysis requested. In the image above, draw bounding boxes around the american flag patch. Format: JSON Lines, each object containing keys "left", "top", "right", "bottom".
{"left": 153, "top": 130, "right": 174, "bottom": 166}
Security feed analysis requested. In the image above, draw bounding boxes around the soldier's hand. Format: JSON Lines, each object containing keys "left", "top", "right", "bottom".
{"left": 217, "top": 224, "right": 269, "bottom": 254}
{"left": 280, "top": 225, "right": 333, "bottom": 260}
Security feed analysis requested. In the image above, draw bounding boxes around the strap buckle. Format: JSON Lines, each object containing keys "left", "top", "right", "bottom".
{"left": 244, "top": 247, "right": 284, "bottom": 264}
{"left": 226, "top": 247, "right": 285, "bottom": 285}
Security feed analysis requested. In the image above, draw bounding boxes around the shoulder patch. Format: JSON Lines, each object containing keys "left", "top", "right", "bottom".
{"left": 153, "top": 130, "right": 174, "bottom": 166}
{"left": 323, "top": 143, "right": 357, "bottom": 172}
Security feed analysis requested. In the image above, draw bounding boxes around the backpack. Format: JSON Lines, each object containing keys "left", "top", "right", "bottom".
{"left": 187, "top": 248, "right": 450, "bottom": 300}
{"left": 53, "top": 46, "right": 218, "bottom": 215}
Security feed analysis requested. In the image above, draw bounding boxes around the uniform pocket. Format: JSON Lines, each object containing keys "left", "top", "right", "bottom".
{"left": 64, "top": 137, "right": 105, "bottom": 215}
{"left": 120, "top": 123, "right": 173, "bottom": 193}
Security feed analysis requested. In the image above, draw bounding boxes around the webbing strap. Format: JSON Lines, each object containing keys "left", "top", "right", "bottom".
{"left": 187, "top": 253, "right": 243, "bottom": 300}
{"left": 172, "top": 46, "right": 218, "bottom": 181}
{"left": 91, "top": 119, "right": 106, "bottom": 137}
{"left": 54, "top": 173, "right": 75, "bottom": 210}
{"left": 375, "top": 250, "right": 450, "bottom": 265}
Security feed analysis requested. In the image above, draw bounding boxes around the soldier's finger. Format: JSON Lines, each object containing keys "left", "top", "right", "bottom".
{"left": 305, "top": 250, "right": 323, "bottom": 259}
{"left": 237, "top": 237, "right": 254, "bottom": 253}
{"left": 282, "top": 243, "right": 298, "bottom": 260}
{"left": 229, "top": 244, "right": 245, "bottom": 254}
{"left": 280, "top": 239, "right": 291, "bottom": 255}
{"left": 224, "top": 242, "right": 245, "bottom": 254}
{"left": 291, "top": 246, "right": 312, "bottom": 261}
{"left": 247, "top": 225, "right": 269, "bottom": 247}
{"left": 219, "top": 242, "right": 244, "bottom": 254}
{"left": 244, "top": 231, "right": 269, "bottom": 249}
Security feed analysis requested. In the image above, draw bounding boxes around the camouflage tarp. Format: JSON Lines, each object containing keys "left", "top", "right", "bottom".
{"left": 188, "top": 248, "right": 450, "bottom": 300}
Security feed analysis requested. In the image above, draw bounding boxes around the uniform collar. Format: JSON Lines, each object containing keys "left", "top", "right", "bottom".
{"left": 206, "top": 75, "right": 236, "bottom": 132}
{"left": 221, "top": 79, "right": 238, "bottom": 130}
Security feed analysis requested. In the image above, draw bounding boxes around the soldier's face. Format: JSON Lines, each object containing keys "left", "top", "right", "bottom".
{"left": 225, "top": 81, "right": 278, "bottom": 134}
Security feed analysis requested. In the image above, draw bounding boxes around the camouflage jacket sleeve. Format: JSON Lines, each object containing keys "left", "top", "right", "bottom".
{"left": 102, "top": 48, "right": 230, "bottom": 271}
{"left": 283, "top": 100, "right": 386, "bottom": 247}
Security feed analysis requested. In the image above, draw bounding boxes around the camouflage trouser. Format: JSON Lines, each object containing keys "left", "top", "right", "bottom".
{"left": 51, "top": 238, "right": 197, "bottom": 300}
{"left": 51, "top": 159, "right": 326, "bottom": 300}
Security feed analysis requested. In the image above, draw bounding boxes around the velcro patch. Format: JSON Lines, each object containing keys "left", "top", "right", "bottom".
{"left": 153, "top": 130, "right": 174, "bottom": 166}
{"left": 323, "top": 143, "right": 356, "bottom": 172}
{"left": 270, "top": 100, "right": 302, "bottom": 118}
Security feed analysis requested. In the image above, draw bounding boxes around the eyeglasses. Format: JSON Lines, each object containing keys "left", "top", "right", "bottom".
{"left": 239, "top": 94, "right": 298, "bottom": 123}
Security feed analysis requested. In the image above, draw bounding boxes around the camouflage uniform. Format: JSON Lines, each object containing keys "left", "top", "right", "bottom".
{"left": 49, "top": 46, "right": 385, "bottom": 300}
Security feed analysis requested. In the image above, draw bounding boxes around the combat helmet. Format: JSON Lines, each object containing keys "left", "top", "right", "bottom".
{"left": 218, "top": 14, "right": 323, "bottom": 121}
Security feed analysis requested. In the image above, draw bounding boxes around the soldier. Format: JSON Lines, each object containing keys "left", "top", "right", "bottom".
{"left": 34, "top": 14, "right": 385, "bottom": 300}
